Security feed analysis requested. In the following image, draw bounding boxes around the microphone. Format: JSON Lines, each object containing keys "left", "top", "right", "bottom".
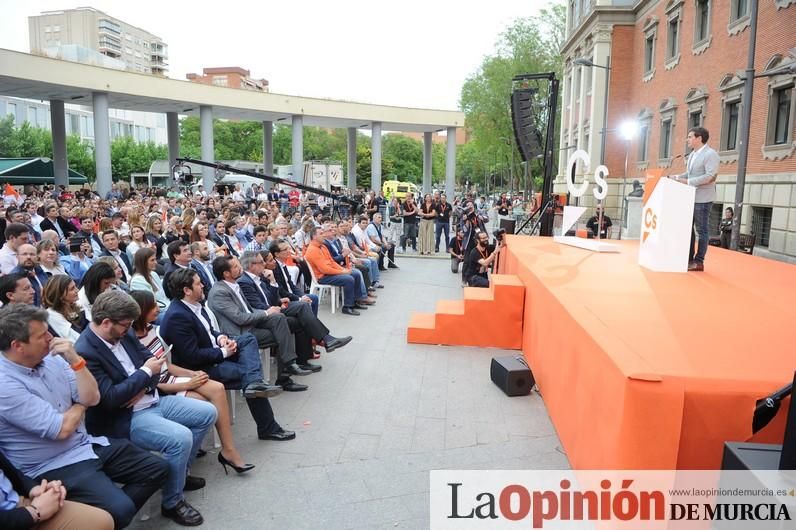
{"left": 753, "top": 382, "right": 793, "bottom": 433}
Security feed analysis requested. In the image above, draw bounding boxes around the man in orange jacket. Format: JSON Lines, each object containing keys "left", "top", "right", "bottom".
{"left": 304, "top": 225, "right": 375, "bottom": 316}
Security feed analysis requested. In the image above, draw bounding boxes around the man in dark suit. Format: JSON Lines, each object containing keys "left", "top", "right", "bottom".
{"left": 77, "top": 216, "right": 105, "bottom": 257}
{"left": 188, "top": 241, "right": 215, "bottom": 299}
{"left": 162, "top": 240, "right": 192, "bottom": 299}
{"left": 160, "top": 268, "right": 295, "bottom": 442}
{"left": 269, "top": 240, "right": 319, "bottom": 315}
{"left": 10, "top": 243, "right": 48, "bottom": 306}
{"left": 38, "top": 203, "right": 75, "bottom": 240}
{"left": 76, "top": 291, "right": 216, "bottom": 527}
{"left": 238, "top": 251, "right": 351, "bottom": 362}
{"left": 100, "top": 230, "right": 132, "bottom": 283}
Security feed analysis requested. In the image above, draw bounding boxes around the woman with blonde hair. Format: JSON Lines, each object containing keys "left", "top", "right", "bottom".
{"left": 43, "top": 274, "right": 86, "bottom": 341}
{"left": 182, "top": 207, "right": 196, "bottom": 229}
{"left": 98, "top": 216, "right": 113, "bottom": 233}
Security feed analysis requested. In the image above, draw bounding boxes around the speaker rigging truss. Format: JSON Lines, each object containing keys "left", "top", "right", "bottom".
{"left": 510, "top": 72, "right": 559, "bottom": 236}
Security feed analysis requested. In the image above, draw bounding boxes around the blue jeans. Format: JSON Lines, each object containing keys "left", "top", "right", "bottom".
{"left": 691, "top": 202, "right": 711, "bottom": 264}
{"left": 319, "top": 271, "right": 365, "bottom": 307}
{"left": 206, "top": 333, "right": 263, "bottom": 389}
{"left": 130, "top": 396, "right": 217, "bottom": 509}
{"left": 363, "top": 257, "right": 380, "bottom": 283}
{"left": 435, "top": 221, "right": 450, "bottom": 252}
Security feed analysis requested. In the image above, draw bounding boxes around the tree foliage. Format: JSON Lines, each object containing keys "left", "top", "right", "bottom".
{"left": 458, "top": 2, "right": 565, "bottom": 192}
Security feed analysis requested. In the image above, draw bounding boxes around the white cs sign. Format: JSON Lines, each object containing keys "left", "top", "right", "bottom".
{"left": 566, "top": 149, "right": 609, "bottom": 200}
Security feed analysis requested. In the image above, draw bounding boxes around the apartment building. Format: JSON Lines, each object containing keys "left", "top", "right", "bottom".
{"left": 29, "top": 6, "right": 168, "bottom": 75}
{"left": 557, "top": 0, "right": 796, "bottom": 262}
{"left": 187, "top": 67, "right": 269, "bottom": 91}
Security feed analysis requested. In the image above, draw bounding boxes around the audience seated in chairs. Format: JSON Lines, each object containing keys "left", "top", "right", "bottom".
{"left": 269, "top": 240, "right": 320, "bottom": 315}
{"left": 10, "top": 244, "right": 48, "bottom": 307}
{"left": 207, "top": 255, "right": 311, "bottom": 391}
{"left": 42, "top": 275, "right": 86, "bottom": 341}
{"left": 130, "top": 247, "right": 170, "bottom": 311}
{"left": 76, "top": 290, "right": 217, "bottom": 527}
{"left": 0, "top": 304, "right": 169, "bottom": 529}
{"left": 129, "top": 290, "right": 254, "bottom": 475}
{"left": 94, "top": 256, "right": 129, "bottom": 293}
{"left": 158, "top": 268, "right": 295, "bottom": 442}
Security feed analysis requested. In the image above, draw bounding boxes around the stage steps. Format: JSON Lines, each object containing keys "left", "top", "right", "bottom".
{"left": 407, "top": 274, "right": 525, "bottom": 349}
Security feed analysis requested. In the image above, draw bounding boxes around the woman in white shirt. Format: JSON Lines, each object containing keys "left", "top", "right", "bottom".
{"left": 36, "top": 239, "right": 67, "bottom": 276}
{"left": 126, "top": 224, "right": 152, "bottom": 262}
{"left": 129, "top": 247, "right": 170, "bottom": 310}
{"left": 42, "top": 274, "right": 85, "bottom": 341}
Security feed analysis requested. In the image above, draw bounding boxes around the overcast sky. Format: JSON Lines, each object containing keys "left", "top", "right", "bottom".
{"left": 0, "top": 0, "right": 552, "bottom": 111}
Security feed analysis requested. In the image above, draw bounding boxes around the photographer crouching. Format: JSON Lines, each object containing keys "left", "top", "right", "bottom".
{"left": 463, "top": 229, "right": 503, "bottom": 288}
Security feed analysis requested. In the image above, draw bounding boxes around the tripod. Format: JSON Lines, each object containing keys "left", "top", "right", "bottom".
{"left": 515, "top": 194, "right": 558, "bottom": 236}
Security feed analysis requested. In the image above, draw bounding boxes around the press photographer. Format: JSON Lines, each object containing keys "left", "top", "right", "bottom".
{"left": 464, "top": 231, "right": 502, "bottom": 288}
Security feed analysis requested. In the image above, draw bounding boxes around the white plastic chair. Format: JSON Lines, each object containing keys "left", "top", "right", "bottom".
{"left": 307, "top": 260, "right": 341, "bottom": 314}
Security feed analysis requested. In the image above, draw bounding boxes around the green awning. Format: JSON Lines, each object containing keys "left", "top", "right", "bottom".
{"left": 0, "top": 158, "right": 88, "bottom": 185}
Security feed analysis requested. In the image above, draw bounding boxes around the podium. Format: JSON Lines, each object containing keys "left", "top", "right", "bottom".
{"left": 638, "top": 176, "right": 695, "bottom": 273}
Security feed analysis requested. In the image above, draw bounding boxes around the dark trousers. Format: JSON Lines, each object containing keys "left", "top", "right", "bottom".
{"left": 378, "top": 244, "right": 395, "bottom": 269}
{"left": 468, "top": 275, "right": 489, "bottom": 288}
{"left": 435, "top": 221, "right": 450, "bottom": 252}
{"left": 39, "top": 439, "right": 169, "bottom": 530}
{"left": 401, "top": 223, "right": 418, "bottom": 251}
{"left": 319, "top": 273, "right": 356, "bottom": 307}
{"left": 205, "top": 333, "right": 263, "bottom": 389}
{"left": 690, "top": 202, "right": 711, "bottom": 264}
{"left": 295, "top": 260, "right": 313, "bottom": 292}
{"left": 283, "top": 300, "right": 328, "bottom": 364}
{"left": 355, "top": 262, "right": 371, "bottom": 288}
{"left": 249, "top": 313, "right": 296, "bottom": 366}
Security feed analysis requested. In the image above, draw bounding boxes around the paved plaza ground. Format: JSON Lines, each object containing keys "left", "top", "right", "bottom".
{"left": 130, "top": 254, "right": 567, "bottom": 529}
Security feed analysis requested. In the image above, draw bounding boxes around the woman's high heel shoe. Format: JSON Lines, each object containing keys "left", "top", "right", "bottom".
{"left": 218, "top": 452, "right": 255, "bottom": 475}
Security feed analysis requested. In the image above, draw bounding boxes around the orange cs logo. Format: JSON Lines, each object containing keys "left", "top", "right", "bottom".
{"left": 642, "top": 208, "right": 657, "bottom": 243}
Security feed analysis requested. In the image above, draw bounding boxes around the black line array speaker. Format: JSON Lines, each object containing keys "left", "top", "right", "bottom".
{"left": 490, "top": 356, "right": 534, "bottom": 397}
{"left": 511, "top": 88, "right": 544, "bottom": 162}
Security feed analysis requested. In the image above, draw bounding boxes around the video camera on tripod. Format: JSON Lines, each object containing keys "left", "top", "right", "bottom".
{"left": 171, "top": 162, "right": 195, "bottom": 188}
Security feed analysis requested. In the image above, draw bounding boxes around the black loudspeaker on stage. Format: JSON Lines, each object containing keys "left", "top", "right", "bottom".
{"left": 499, "top": 218, "right": 516, "bottom": 234}
{"left": 491, "top": 356, "right": 534, "bottom": 397}
{"left": 511, "top": 89, "right": 544, "bottom": 162}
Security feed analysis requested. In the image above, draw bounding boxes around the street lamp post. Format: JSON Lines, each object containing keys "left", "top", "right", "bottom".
{"left": 573, "top": 56, "right": 612, "bottom": 165}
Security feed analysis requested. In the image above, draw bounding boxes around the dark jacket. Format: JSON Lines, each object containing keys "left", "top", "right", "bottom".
{"left": 159, "top": 298, "right": 225, "bottom": 371}
{"left": 237, "top": 272, "right": 279, "bottom": 310}
{"left": 273, "top": 260, "right": 303, "bottom": 301}
{"left": 323, "top": 240, "right": 346, "bottom": 266}
{"left": 161, "top": 262, "right": 184, "bottom": 300}
{"left": 39, "top": 216, "right": 77, "bottom": 238}
{"left": 10, "top": 265, "right": 49, "bottom": 306}
{"left": 189, "top": 259, "right": 214, "bottom": 299}
{"left": 77, "top": 327, "right": 159, "bottom": 439}
{"left": 0, "top": 450, "right": 36, "bottom": 529}
{"left": 100, "top": 249, "right": 133, "bottom": 283}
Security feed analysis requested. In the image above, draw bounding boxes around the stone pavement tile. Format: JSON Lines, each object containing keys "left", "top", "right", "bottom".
{"left": 399, "top": 490, "right": 430, "bottom": 520}
{"left": 474, "top": 420, "right": 511, "bottom": 444}
{"left": 339, "top": 433, "right": 381, "bottom": 462}
{"left": 375, "top": 424, "right": 414, "bottom": 457}
{"left": 363, "top": 470, "right": 429, "bottom": 499}
{"left": 305, "top": 477, "right": 373, "bottom": 510}
{"left": 409, "top": 416, "right": 446, "bottom": 453}
{"left": 444, "top": 417, "right": 477, "bottom": 449}
{"left": 369, "top": 518, "right": 428, "bottom": 530}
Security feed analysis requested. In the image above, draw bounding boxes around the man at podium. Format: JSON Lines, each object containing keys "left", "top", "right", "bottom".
{"left": 670, "top": 127, "right": 719, "bottom": 272}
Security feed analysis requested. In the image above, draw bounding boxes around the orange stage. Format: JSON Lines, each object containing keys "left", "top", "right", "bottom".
{"left": 500, "top": 235, "right": 796, "bottom": 470}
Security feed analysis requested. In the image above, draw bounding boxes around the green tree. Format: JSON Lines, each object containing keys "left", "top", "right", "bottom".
{"left": 459, "top": 2, "right": 565, "bottom": 193}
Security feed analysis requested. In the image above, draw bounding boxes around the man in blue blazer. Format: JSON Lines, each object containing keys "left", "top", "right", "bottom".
{"left": 77, "top": 290, "right": 216, "bottom": 526}
{"left": 188, "top": 241, "right": 215, "bottom": 299}
{"left": 159, "top": 268, "right": 295, "bottom": 442}
{"left": 162, "top": 240, "right": 193, "bottom": 299}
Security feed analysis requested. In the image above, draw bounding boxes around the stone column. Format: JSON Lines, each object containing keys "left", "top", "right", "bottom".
{"left": 199, "top": 105, "right": 215, "bottom": 190}
{"left": 445, "top": 127, "right": 456, "bottom": 199}
{"left": 49, "top": 99, "right": 68, "bottom": 189}
{"left": 263, "top": 120, "right": 273, "bottom": 190}
{"left": 371, "top": 122, "right": 382, "bottom": 193}
{"left": 347, "top": 127, "right": 357, "bottom": 193}
{"left": 92, "top": 92, "right": 112, "bottom": 198}
{"left": 166, "top": 111, "right": 179, "bottom": 188}
{"left": 292, "top": 115, "right": 303, "bottom": 184}
{"left": 423, "top": 131, "right": 432, "bottom": 194}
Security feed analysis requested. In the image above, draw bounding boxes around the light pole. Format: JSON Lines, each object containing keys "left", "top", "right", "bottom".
{"left": 617, "top": 120, "right": 638, "bottom": 240}
{"left": 573, "top": 56, "right": 611, "bottom": 165}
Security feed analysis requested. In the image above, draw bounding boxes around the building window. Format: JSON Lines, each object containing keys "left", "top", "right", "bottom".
{"left": 762, "top": 56, "right": 796, "bottom": 160}
{"left": 27, "top": 106, "right": 37, "bottom": 125}
{"left": 718, "top": 74, "right": 743, "bottom": 162}
{"left": 658, "top": 99, "right": 677, "bottom": 165}
{"left": 584, "top": 57, "right": 593, "bottom": 95}
{"left": 69, "top": 113, "right": 79, "bottom": 134}
{"left": 642, "top": 17, "right": 658, "bottom": 81}
{"left": 660, "top": 118, "right": 673, "bottom": 159}
{"left": 575, "top": 67, "right": 582, "bottom": 102}
{"left": 212, "top": 75, "right": 228, "bottom": 87}
{"left": 685, "top": 86, "right": 709, "bottom": 153}
{"left": 731, "top": 0, "right": 749, "bottom": 21}
{"left": 693, "top": 0, "right": 712, "bottom": 54}
{"left": 7, "top": 102, "right": 16, "bottom": 123}
{"left": 637, "top": 109, "right": 653, "bottom": 169}
{"left": 664, "top": 1, "right": 683, "bottom": 69}
{"left": 751, "top": 207, "right": 772, "bottom": 247}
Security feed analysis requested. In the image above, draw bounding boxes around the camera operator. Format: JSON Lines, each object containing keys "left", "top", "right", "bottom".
{"left": 464, "top": 231, "right": 502, "bottom": 288}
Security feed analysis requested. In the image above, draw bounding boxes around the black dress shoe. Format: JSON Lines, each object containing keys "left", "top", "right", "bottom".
{"left": 259, "top": 428, "right": 296, "bottom": 441}
{"left": 379, "top": 267, "right": 388, "bottom": 271}
{"left": 196, "top": 449, "right": 207, "bottom": 458}
{"left": 299, "top": 362, "right": 322, "bottom": 373}
{"left": 242, "top": 381, "right": 283, "bottom": 399}
{"left": 341, "top": 307, "right": 360, "bottom": 316}
{"left": 161, "top": 499, "right": 203, "bottom": 526}
{"left": 388, "top": 263, "right": 399, "bottom": 269}
{"left": 286, "top": 362, "right": 312, "bottom": 376}
{"left": 276, "top": 377, "right": 308, "bottom": 392}
{"left": 353, "top": 303, "right": 369, "bottom": 310}
{"left": 183, "top": 475, "right": 205, "bottom": 491}
{"left": 323, "top": 336, "right": 352, "bottom": 352}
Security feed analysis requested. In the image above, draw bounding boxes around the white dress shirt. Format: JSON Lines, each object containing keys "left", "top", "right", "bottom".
{"left": 224, "top": 280, "right": 251, "bottom": 313}
{"left": 97, "top": 334, "right": 158, "bottom": 412}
